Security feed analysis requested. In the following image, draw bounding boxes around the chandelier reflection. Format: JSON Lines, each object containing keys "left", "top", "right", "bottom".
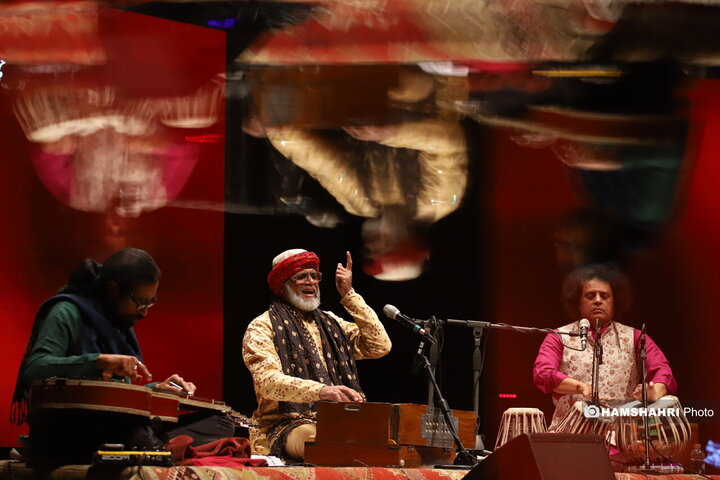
{"left": 14, "top": 83, "right": 222, "bottom": 217}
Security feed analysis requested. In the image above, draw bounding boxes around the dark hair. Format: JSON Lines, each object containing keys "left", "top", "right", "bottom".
{"left": 562, "top": 263, "right": 633, "bottom": 321}
{"left": 59, "top": 248, "right": 161, "bottom": 296}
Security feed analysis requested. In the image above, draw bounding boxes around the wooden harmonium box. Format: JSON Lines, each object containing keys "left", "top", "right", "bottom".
{"left": 305, "top": 402, "right": 477, "bottom": 467}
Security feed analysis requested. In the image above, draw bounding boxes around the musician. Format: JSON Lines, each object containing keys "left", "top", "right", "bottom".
{"left": 243, "top": 249, "right": 391, "bottom": 461}
{"left": 12, "top": 248, "right": 231, "bottom": 462}
{"left": 533, "top": 263, "right": 677, "bottom": 431}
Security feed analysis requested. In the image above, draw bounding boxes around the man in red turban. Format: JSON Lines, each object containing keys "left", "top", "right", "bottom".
{"left": 243, "top": 249, "right": 391, "bottom": 461}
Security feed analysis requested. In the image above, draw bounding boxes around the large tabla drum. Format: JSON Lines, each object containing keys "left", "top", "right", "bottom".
{"left": 615, "top": 395, "right": 691, "bottom": 464}
{"left": 555, "top": 400, "right": 614, "bottom": 445}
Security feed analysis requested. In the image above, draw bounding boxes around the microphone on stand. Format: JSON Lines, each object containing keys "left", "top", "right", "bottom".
{"left": 594, "top": 317, "right": 603, "bottom": 365}
{"left": 579, "top": 318, "right": 590, "bottom": 351}
{"left": 640, "top": 323, "right": 647, "bottom": 345}
{"left": 411, "top": 333, "right": 429, "bottom": 375}
{"left": 382, "top": 305, "right": 435, "bottom": 343}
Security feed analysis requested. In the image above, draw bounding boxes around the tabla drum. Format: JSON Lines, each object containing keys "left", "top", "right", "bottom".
{"left": 495, "top": 407, "right": 547, "bottom": 449}
{"left": 555, "top": 400, "right": 614, "bottom": 444}
{"left": 616, "top": 395, "right": 691, "bottom": 464}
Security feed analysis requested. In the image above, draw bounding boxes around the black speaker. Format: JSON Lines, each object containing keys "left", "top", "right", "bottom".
{"left": 464, "top": 433, "right": 615, "bottom": 480}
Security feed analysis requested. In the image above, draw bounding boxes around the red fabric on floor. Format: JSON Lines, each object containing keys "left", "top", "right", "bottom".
{"left": 167, "top": 435, "right": 267, "bottom": 466}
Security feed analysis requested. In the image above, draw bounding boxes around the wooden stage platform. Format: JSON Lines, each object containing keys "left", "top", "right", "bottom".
{"left": 1, "top": 460, "right": 718, "bottom": 480}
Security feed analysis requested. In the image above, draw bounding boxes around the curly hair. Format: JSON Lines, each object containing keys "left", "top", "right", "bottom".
{"left": 562, "top": 264, "right": 633, "bottom": 321}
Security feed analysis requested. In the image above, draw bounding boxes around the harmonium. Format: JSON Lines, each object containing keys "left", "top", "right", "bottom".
{"left": 305, "top": 402, "right": 477, "bottom": 467}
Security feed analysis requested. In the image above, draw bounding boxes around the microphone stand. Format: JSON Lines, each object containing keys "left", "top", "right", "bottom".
{"left": 412, "top": 318, "right": 440, "bottom": 407}
{"left": 416, "top": 340, "right": 478, "bottom": 466}
{"left": 400, "top": 314, "right": 586, "bottom": 461}
{"left": 439, "top": 318, "right": 585, "bottom": 455}
{"left": 472, "top": 326, "right": 484, "bottom": 450}
{"left": 443, "top": 319, "right": 585, "bottom": 338}
{"left": 637, "top": 324, "right": 659, "bottom": 474}
{"left": 427, "top": 318, "right": 441, "bottom": 408}
{"left": 591, "top": 318, "right": 603, "bottom": 407}
{"left": 591, "top": 319, "right": 603, "bottom": 421}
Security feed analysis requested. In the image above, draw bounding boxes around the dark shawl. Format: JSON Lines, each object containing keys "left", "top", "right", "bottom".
{"left": 266, "top": 299, "right": 363, "bottom": 456}
{"left": 11, "top": 294, "right": 143, "bottom": 424}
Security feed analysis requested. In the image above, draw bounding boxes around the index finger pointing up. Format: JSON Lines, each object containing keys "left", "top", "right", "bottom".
{"left": 345, "top": 251, "right": 353, "bottom": 270}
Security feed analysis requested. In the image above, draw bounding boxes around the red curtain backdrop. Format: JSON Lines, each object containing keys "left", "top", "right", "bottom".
{"left": 0, "top": 10, "right": 225, "bottom": 447}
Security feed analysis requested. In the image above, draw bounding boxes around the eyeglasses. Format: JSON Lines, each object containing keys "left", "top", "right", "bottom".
{"left": 290, "top": 271, "right": 322, "bottom": 283}
{"left": 128, "top": 291, "right": 159, "bottom": 313}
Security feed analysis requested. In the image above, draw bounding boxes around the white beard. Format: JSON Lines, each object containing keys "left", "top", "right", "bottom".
{"left": 282, "top": 283, "right": 321, "bottom": 312}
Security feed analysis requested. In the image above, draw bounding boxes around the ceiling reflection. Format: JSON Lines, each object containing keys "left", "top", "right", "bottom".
{"left": 15, "top": 83, "right": 222, "bottom": 217}
{"left": 243, "top": 65, "right": 468, "bottom": 280}
{"left": 0, "top": 0, "right": 717, "bottom": 279}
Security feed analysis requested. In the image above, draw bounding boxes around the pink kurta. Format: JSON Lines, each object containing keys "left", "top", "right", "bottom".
{"left": 533, "top": 320, "right": 677, "bottom": 431}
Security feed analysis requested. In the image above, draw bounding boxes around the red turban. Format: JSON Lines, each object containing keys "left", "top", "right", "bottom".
{"left": 267, "top": 251, "right": 320, "bottom": 295}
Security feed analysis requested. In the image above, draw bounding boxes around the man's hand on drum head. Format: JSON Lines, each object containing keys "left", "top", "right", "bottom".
{"left": 633, "top": 381, "right": 668, "bottom": 402}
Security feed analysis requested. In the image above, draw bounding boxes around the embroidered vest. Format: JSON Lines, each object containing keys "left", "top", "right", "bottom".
{"left": 549, "top": 321, "right": 638, "bottom": 431}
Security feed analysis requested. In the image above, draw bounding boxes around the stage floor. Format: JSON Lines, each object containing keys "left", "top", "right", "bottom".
{"left": 0, "top": 460, "right": 718, "bottom": 480}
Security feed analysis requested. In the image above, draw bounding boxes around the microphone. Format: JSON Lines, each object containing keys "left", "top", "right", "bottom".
{"left": 639, "top": 323, "right": 647, "bottom": 350}
{"left": 579, "top": 318, "right": 590, "bottom": 351}
{"left": 382, "top": 305, "right": 432, "bottom": 339}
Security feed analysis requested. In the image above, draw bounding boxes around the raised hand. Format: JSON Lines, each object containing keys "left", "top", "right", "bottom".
{"left": 335, "top": 251, "right": 353, "bottom": 298}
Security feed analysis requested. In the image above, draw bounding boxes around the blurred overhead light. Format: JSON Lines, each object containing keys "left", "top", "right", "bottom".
{"left": 207, "top": 18, "right": 238, "bottom": 29}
